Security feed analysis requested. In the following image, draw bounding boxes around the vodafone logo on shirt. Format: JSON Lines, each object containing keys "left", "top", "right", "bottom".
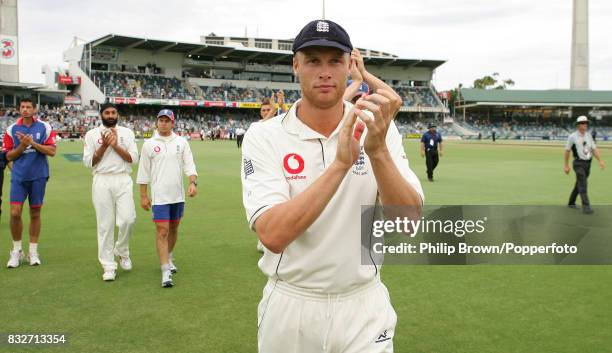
{"left": 153, "top": 146, "right": 161, "bottom": 153}
{"left": 283, "top": 153, "right": 306, "bottom": 180}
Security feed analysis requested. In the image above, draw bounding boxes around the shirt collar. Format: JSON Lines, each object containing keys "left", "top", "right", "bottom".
{"left": 16, "top": 116, "right": 38, "bottom": 126}
{"left": 281, "top": 99, "right": 352, "bottom": 141}
{"left": 153, "top": 131, "right": 176, "bottom": 141}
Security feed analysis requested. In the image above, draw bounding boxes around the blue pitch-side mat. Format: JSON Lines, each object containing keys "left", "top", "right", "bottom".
{"left": 63, "top": 153, "right": 83, "bottom": 162}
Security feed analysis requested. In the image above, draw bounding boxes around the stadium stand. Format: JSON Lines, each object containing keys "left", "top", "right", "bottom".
{"left": 396, "top": 86, "right": 441, "bottom": 108}
{"left": 198, "top": 84, "right": 301, "bottom": 103}
{"left": 393, "top": 115, "right": 612, "bottom": 141}
{"left": 91, "top": 71, "right": 195, "bottom": 99}
{"left": 2, "top": 102, "right": 610, "bottom": 141}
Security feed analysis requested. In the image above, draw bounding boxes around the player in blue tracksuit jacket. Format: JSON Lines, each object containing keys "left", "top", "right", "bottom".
{"left": 3, "top": 98, "right": 57, "bottom": 268}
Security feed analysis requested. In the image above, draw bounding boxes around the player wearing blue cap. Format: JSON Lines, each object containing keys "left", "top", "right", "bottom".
{"left": 241, "top": 20, "right": 423, "bottom": 352}
{"left": 137, "top": 109, "right": 198, "bottom": 288}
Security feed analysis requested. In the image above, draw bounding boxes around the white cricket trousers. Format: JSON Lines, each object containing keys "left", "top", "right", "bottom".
{"left": 257, "top": 279, "right": 397, "bottom": 353}
{"left": 92, "top": 173, "right": 136, "bottom": 271}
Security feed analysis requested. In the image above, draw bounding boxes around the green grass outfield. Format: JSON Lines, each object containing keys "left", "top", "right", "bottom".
{"left": 1, "top": 139, "right": 611, "bottom": 353}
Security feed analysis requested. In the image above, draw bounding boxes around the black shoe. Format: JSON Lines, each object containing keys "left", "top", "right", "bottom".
{"left": 568, "top": 204, "right": 578, "bottom": 209}
{"left": 583, "top": 206, "right": 594, "bottom": 214}
{"left": 428, "top": 178, "right": 433, "bottom": 182}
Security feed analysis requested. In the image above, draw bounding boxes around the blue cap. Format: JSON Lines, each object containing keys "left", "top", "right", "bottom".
{"left": 157, "top": 109, "right": 175, "bottom": 122}
{"left": 292, "top": 20, "right": 353, "bottom": 53}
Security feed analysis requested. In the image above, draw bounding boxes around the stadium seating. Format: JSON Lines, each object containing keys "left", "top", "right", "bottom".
{"left": 392, "top": 118, "right": 612, "bottom": 141}
{"left": 459, "top": 120, "right": 572, "bottom": 140}
{"left": 199, "top": 85, "right": 301, "bottom": 103}
{"left": 92, "top": 71, "right": 195, "bottom": 99}
{"left": 90, "top": 70, "right": 446, "bottom": 112}
{"left": 395, "top": 86, "right": 441, "bottom": 108}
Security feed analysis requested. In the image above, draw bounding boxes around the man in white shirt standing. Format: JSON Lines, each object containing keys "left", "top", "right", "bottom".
{"left": 83, "top": 103, "right": 138, "bottom": 282}
{"left": 137, "top": 109, "right": 198, "bottom": 288}
{"left": 563, "top": 115, "right": 605, "bottom": 214}
{"left": 241, "top": 20, "right": 423, "bottom": 352}
{"left": 236, "top": 126, "right": 246, "bottom": 148}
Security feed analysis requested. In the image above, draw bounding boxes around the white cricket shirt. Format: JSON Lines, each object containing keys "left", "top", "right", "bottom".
{"left": 83, "top": 125, "right": 139, "bottom": 175}
{"left": 241, "top": 99, "right": 424, "bottom": 293}
{"left": 136, "top": 131, "right": 198, "bottom": 205}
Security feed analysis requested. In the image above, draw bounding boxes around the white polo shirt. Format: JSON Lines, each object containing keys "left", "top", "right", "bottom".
{"left": 83, "top": 125, "right": 139, "bottom": 175}
{"left": 136, "top": 132, "right": 198, "bottom": 205}
{"left": 565, "top": 131, "right": 597, "bottom": 161}
{"left": 241, "top": 99, "right": 424, "bottom": 293}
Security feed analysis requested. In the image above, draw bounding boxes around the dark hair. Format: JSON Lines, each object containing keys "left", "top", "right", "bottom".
{"left": 19, "top": 98, "right": 34, "bottom": 107}
{"left": 99, "top": 102, "right": 118, "bottom": 114}
{"left": 261, "top": 98, "right": 272, "bottom": 106}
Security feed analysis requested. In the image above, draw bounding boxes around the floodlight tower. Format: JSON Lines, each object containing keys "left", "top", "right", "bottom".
{"left": 570, "top": 0, "right": 589, "bottom": 90}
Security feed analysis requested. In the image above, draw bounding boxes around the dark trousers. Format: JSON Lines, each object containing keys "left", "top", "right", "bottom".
{"left": 569, "top": 159, "right": 591, "bottom": 206}
{"left": 237, "top": 134, "right": 244, "bottom": 148}
{"left": 425, "top": 149, "right": 439, "bottom": 179}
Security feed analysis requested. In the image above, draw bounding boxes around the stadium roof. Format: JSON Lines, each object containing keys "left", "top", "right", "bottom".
{"left": 459, "top": 89, "right": 612, "bottom": 107}
{"left": 0, "top": 81, "right": 45, "bottom": 89}
{"left": 88, "top": 34, "right": 446, "bottom": 69}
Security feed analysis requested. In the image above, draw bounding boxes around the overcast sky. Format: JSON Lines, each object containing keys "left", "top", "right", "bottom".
{"left": 17, "top": 0, "right": 612, "bottom": 91}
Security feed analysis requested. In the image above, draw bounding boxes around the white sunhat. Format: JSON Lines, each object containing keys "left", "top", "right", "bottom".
{"left": 576, "top": 116, "right": 589, "bottom": 124}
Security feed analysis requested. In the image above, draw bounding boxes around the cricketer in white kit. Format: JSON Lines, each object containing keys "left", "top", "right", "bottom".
{"left": 137, "top": 109, "right": 198, "bottom": 288}
{"left": 83, "top": 103, "right": 138, "bottom": 282}
{"left": 241, "top": 20, "right": 424, "bottom": 353}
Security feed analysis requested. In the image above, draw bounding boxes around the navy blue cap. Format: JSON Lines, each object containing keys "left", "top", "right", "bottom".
{"left": 157, "top": 109, "right": 175, "bottom": 122}
{"left": 292, "top": 20, "right": 353, "bottom": 53}
{"left": 428, "top": 123, "right": 437, "bottom": 129}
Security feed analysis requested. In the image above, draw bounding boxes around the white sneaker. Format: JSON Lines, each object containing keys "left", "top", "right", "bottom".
{"left": 168, "top": 259, "right": 178, "bottom": 274}
{"left": 103, "top": 270, "right": 116, "bottom": 281}
{"left": 161, "top": 270, "right": 173, "bottom": 288}
{"left": 7, "top": 250, "right": 24, "bottom": 268}
{"left": 118, "top": 256, "right": 132, "bottom": 271}
{"left": 114, "top": 250, "right": 132, "bottom": 271}
{"left": 28, "top": 252, "right": 41, "bottom": 266}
